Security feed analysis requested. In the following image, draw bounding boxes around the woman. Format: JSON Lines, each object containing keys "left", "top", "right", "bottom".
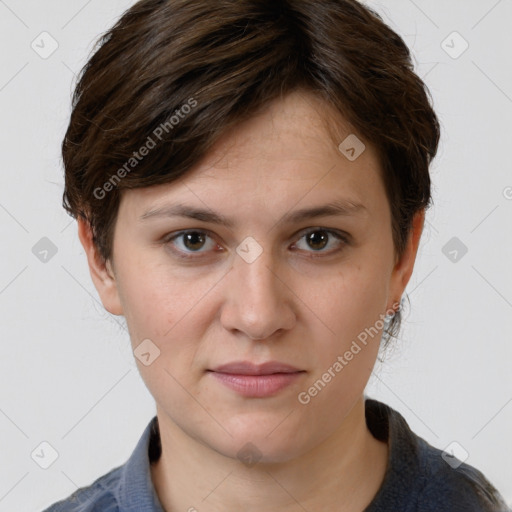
{"left": 44, "top": 0, "right": 509, "bottom": 510}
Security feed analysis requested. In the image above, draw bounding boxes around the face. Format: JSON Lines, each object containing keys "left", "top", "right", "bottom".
{"left": 80, "top": 90, "right": 422, "bottom": 463}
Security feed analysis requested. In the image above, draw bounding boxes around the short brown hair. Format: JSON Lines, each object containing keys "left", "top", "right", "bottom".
{"left": 62, "top": 0, "right": 440, "bottom": 345}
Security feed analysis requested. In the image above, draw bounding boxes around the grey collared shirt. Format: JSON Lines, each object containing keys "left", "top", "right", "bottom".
{"left": 42, "top": 399, "right": 510, "bottom": 511}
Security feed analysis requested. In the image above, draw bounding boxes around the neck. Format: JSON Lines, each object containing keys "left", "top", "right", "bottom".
{"left": 150, "top": 395, "right": 388, "bottom": 512}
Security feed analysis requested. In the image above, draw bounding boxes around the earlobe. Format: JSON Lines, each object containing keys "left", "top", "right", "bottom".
{"left": 77, "top": 218, "right": 124, "bottom": 316}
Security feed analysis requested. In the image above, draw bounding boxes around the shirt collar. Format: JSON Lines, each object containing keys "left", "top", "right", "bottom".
{"left": 363, "top": 398, "right": 421, "bottom": 510}
{"left": 116, "top": 416, "right": 165, "bottom": 511}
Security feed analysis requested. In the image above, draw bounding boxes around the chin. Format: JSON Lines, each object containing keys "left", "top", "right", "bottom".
{"left": 208, "top": 426, "right": 313, "bottom": 466}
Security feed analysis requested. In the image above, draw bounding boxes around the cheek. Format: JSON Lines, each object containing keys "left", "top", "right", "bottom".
{"left": 311, "top": 263, "right": 389, "bottom": 348}
{"left": 121, "top": 274, "right": 207, "bottom": 417}
{"left": 116, "top": 256, "right": 213, "bottom": 341}
{"left": 293, "top": 263, "right": 388, "bottom": 413}
{"left": 115, "top": 258, "right": 224, "bottom": 395}
{"left": 294, "top": 267, "right": 387, "bottom": 416}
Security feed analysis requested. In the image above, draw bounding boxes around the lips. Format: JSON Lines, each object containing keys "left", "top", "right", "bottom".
{"left": 207, "top": 361, "right": 305, "bottom": 398}
{"left": 210, "top": 361, "right": 303, "bottom": 375}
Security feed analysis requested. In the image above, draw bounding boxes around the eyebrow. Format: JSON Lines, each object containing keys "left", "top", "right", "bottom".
{"left": 139, "top": 198, "right": 368, "bottom": 227}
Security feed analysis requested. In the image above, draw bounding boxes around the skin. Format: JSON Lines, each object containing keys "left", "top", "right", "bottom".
{"left": 79, "top": 90, "right": 425, "bottom": 512}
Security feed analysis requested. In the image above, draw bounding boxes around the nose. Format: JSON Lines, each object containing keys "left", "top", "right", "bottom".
{"left": 219, "top": 247, "right": 296, "bottom": 341}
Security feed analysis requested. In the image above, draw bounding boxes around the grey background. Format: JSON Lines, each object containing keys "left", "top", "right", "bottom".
{"left": 0, "top": 0, "right": 511, "bottom": 510}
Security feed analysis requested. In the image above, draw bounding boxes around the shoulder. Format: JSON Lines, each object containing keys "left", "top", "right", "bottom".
{"left": 41, "top": 416, "right": 162, "bottom": 512}
{"left": 415, "top": 436, "right": 509, "bottom": 512}
{"left": 364, "top": 398, "right": 510, "bottom": 512}
{"left": 41, "top": 465, "right": 122, "bottom": 512}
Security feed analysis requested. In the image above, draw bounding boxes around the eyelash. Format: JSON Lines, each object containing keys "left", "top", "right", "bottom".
{"left": 162, "top": 228, "right": 350, "bottom": 260}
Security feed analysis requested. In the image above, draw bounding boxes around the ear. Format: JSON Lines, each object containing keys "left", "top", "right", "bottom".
{"left": 77, "top": 218, "right": 124, "bottom": 316}
{"left": 387, "top": 210, "right": 425, "bottom": 311}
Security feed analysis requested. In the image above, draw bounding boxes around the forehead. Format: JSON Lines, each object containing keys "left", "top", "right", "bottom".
{"left": 193, "top": 90, "right": 378, "bottom": 175}
{"left": 118, "top": 90, "right": 385, "bottom": 218}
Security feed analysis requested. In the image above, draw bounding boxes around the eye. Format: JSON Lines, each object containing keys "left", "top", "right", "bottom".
{"left": 292, "top": 228, "right": 348, "bottom": 255}
{"left": 165, "top": 230, "right": 220, "bottom": 258}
